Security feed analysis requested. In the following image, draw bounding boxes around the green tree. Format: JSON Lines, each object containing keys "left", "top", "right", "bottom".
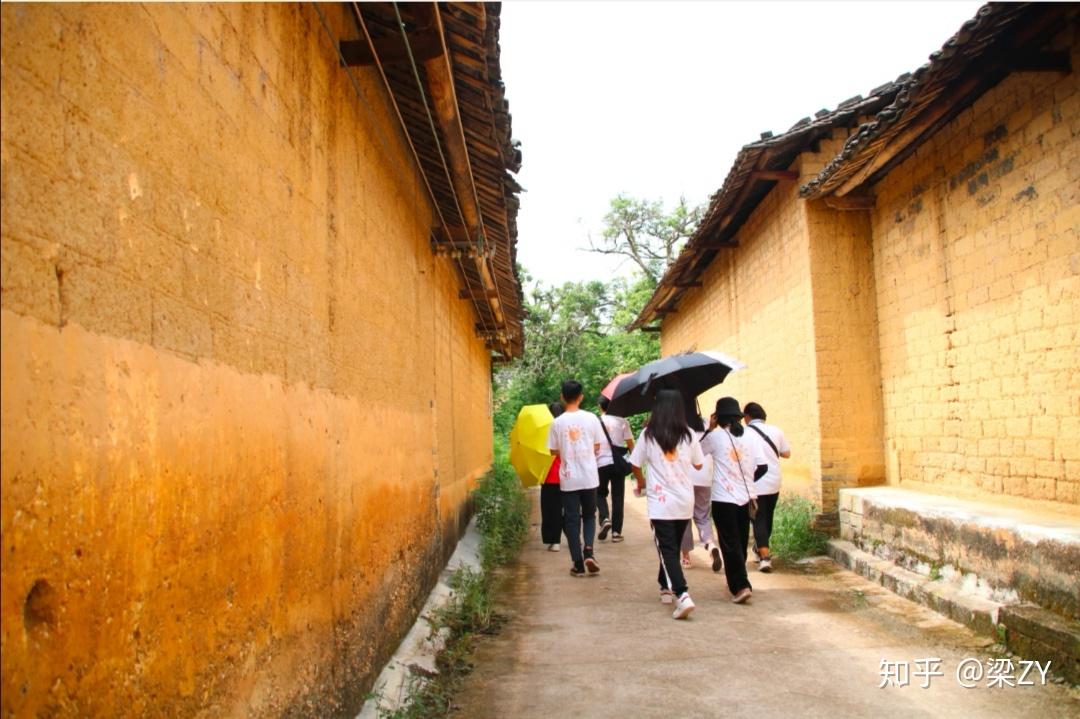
{"left": 494, "top": 195, "right": 704, "bottom": 436}
{"left": 586, "top": 194, "right": 703, "bottom": 284}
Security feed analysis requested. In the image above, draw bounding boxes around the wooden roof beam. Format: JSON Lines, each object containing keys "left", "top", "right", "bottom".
{"left": 341, "top": 4, "right": 441, "bottom": 65}
{"left": 749, "top": 169, "right": 799, "bottom": 182}
{"left": 824, "top": 193, "right": 875, "bottom": 211}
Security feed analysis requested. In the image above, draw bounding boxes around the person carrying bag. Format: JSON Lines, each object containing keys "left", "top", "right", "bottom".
{"left": 596, "top": 397, "right": 635, "bottom": 542}
{"left": 700, "top": 396, "right": 767, "bottom": 604}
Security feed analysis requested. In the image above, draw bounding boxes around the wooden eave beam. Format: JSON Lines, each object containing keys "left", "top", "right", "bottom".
{"left": 459, "top": 288, "right": 499, "bottom": 300}
{"left": 749, "top": 169, "right": 799, "bottom": 182}
{"left": 339, "top": 35, "right": 442, "bottom": 66}
{"left": 824, "top": 194, "right": 875, "bottom": 211}
{"left": 674, "top": 281, "right": 703, "bottom": 288}
{"left": 422, "top": 3, "right": 513, "bottom": 356}
{"left": 834, "top": 71, "right": 985, "bottom": 197}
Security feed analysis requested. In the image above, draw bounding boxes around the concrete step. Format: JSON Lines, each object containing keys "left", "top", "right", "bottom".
{"left": 828, "top": 539, "right": 1080, "bottom": 684}
{"left": 828, "top": 539, "right": 1002, "bottom": 635}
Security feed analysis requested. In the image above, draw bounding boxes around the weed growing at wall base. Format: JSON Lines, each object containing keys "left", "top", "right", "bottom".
{"left": 377, "top": 437, "right": 528, "bottom": 719}
{"left": 770, "top": 495, "right": 829, "bottom": 561}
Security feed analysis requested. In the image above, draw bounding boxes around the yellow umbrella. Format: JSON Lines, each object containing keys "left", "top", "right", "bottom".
{"left": 509, "top": 404, "right": 556, "bottom": 488}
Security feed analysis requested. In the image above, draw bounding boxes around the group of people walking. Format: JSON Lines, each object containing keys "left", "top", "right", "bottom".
{"left": 542, "top": 379, "right": 790, "bottom": 620}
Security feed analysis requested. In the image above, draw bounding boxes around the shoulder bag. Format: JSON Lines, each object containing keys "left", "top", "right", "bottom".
{"left": 725, "top": 430, "right": 758, "bottom": 520}
{"left": 600, "top": 417, "right": 632, "bottom": 476}
{"left": 747, "top": 423, "right": 780, "bottom": 458}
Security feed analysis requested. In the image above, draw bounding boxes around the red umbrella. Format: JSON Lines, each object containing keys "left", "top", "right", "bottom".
{"left": 601, "top": 372, "right": 636, "bottom": 400}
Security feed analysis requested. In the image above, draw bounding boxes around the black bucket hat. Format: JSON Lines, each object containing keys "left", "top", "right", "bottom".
{"left": 715, "top": 396, "right": 742, "bottom": 420}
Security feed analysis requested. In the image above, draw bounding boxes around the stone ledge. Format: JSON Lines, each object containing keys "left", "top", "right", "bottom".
{"left": 828, "top": 539, "right": 1080, "bottom": 684}
{"left": 838, "top": 486, "right": 1080, "bottom": 618}
{"left": 1000, "top": 605, "right": 1080, "bottom": 684}
{"left": 828, "top": 539, "right": 1002, "bottom": 634}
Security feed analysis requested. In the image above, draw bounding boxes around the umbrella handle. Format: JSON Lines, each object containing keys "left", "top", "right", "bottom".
{"left": 641, "top": 372, "right": 658, "bottom": 396}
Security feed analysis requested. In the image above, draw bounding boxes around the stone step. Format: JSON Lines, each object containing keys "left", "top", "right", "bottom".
{"left": 827, "top": 539, "right": 1002, "bottom": 635}
{"left": 827, "top": 539, "right": 1080, "bottom": 684}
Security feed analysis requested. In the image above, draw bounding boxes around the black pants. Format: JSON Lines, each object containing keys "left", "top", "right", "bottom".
{"left": 651, "top": 519, "right": 690, "bottom": 596}
{"left": 540, "top": 483, "right": 563, "bottom": 544}
{"left": 597, "top": 463, "right": 627, "bottom": 533}
{"left": 561, "top": 488, "right": 597, "bottom": 565}
{"left": 711, "top": 501, "right": 752, "bottom": 595}
{"left": 753, "top": 492, "right": 780, "bottom": 552}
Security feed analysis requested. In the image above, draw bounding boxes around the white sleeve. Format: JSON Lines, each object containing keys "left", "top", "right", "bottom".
{"left": 752, "top": 438, "right": 768, "bottom": 467}
{"left": 776, "top": 428, "right": 791, "bottom": 454}
{"left": 689, "top": 437, "right": 705, "bottom": 466}
{"left": 700, "top": 432, "right": 717, "bottom": 457}
{"left": 621, "top": 419, "right": 633, "bottom": 442}
{"left": 593, "top": 415, "right": 605, "bottom": 445}
{"left": 629, "top": 432, "right": 646, "bottom": 467}
{"left": 547, "top": 421, "right": 559, "bottom": 451}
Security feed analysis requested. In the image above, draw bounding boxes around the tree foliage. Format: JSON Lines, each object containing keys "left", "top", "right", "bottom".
{"left": 493, "top": 274, "right": 659, "bottom": 436}
{"left": 494, "top": 195, "right": 705, "bottom": 437}
{"left": 586, "top": 194, "right": 704, "bottom": 284}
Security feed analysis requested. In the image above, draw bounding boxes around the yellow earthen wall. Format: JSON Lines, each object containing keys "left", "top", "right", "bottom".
{"left": 1, "top": 4, "right": 493, "bottom": 716}
{"left": 869, "top": 29, "right": 1079, "bottom": 507}
{"left": 803, "top": 185, "right": 887, "bottom": 511}
{"left": 660, "top": 181, "right": 821, "bottom": 500}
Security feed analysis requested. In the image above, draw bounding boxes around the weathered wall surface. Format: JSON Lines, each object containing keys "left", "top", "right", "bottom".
{"left": 660, "top": 181, "right": 820, "bottom": 500}
{"left": 870, "top": 29, "right": 1080, "bottom": 508}
{"left": 802, "top": 151, "right": 887, "bottom": 512}
{"left": 1, "top": 3, "right": 492, "bottom": 716}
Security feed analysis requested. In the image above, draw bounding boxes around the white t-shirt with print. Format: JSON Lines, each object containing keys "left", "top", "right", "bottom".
{"left": 546, "top": 409, "right": 604, "bottom": 492}
{"left": 744, "top": 420, "right": 790, "bottom": 495}
{"left": 701, "top": 428, "right": 766, "bottom": 505}
{"left": 596, "top": 414, "right": 634, "bottom": 467}
{"left": 629, "top": 431, "right": 705, "bottom": 520}
{"left": 688, "top": 429, "right": 714, "bottom": 488}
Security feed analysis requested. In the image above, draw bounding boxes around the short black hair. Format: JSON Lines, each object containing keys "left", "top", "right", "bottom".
{"left": 743, "top": 402, "right": 766, "bottom": 421}
{"left": 598, "top": 396, "right": 610, "bottom": 411}
{"left": 548, "top": 402, "right": 565, "bottom": 418}
{"left": 561, "top": 380, "right": 583, "bottom": 402}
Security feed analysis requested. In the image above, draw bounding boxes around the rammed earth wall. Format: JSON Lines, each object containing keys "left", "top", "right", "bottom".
{"left": 869, "top": 27, "right": 1080, "bottom": 507}
{"left": 1, "top": 4, "right": 492, "bottom": 716}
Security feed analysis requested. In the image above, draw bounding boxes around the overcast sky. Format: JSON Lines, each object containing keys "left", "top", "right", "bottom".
{"left": 498, "top": 1, "right": 984, "bottom": 286}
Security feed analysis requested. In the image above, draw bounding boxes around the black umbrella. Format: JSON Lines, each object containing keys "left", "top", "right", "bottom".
{"left": 606, "top": 351, "right": 746, "bottom": 417}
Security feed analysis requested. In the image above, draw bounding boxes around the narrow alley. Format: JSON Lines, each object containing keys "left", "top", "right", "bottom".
{"left": 453, "top": 496, "right": 1078, "bottom": 718}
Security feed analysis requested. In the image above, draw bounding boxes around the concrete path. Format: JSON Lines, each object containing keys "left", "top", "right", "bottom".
{"left": 453, "top": 493, "right": 1079, "bottom": 718}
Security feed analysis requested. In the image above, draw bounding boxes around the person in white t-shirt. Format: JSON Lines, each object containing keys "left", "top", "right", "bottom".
{"left": 742, "top": 402, "right": 791, "bottom": 573}
{"left": 630, "top": 390, "right": 704, "bottom": 620}
{"left": 680, "top": 418, "right": 721, "bottom": 573}
{"left": 701, "top": 396, "right": 767, "bottom": 604}
{"left": 547, "top": 380, "right": 605, "bottom": 578}
{"left": 596, "top": 396, "right": 635, "bottom": 543}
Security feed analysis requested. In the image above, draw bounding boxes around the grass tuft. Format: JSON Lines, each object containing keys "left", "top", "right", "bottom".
{"left": 769, "top": 495, "right": 829, "bottom": 561}
{"left": 376, "top": 435, "right": 528, "bottom": 719}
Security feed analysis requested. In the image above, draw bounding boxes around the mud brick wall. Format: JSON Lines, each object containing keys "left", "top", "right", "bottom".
{"left": 1, "top": 4, "right": 493, "bottom": 716}
{"left": 870, "top": 27, "right": 1080, "bottom": 507}
{"left": 660, "top": 180, "right": 822, "bottom": 501}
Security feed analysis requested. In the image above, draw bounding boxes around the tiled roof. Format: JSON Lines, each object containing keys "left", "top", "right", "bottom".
{"left": 800, "top": 2, "right": 1069, "bottom": 199}
{"left": 356, "top": 2, "right": 525, "bottom": 358}
{"left": 630, "top": 82, "right": 904, "bottom": 330}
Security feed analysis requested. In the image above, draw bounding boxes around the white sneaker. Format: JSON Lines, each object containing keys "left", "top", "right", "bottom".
{"left": 759, "top": 557, "right": 773, "bottom": 573}
{"left": 659, "top": 589, "right": 674, "bottom": 604}
{"left": 672, "top": 593, "right": 696, "bottom": 619}
{"left": 547, "top": 544, "right": 560, "bottom": 552}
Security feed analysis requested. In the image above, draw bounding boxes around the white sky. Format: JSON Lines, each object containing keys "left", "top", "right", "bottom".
{"left": 499, "top": 0, "right": 984, "bottom": 286}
